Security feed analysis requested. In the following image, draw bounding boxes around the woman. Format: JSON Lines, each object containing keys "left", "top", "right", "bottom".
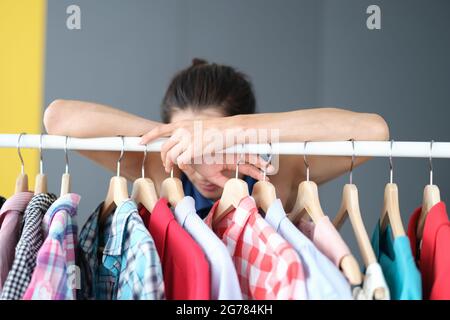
{"left": 44, "top": 58, "right": 389, "bottom": 217}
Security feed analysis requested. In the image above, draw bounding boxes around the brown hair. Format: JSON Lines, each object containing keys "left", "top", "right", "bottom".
{"left": 161, "top": 58, "right": 256, "bottom": 123}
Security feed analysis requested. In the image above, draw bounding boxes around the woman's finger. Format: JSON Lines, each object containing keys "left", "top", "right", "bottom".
{"left": 176, "top": 145, "right": 194, "bottom": 167}
{"left": 160, "top": 134, "right": 182, "bottom": 165}
{"left": 140, "top": 123, "right": 176, "bottom": 144}
{"left": 235, "top": 163, "right": 266, "bottom": 181}
{"left": 165, "top": 142, "right": 187, "bottom": 172}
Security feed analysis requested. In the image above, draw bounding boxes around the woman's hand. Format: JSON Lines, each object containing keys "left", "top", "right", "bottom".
{"left": 140, "top": 117, "right": 274, "bottom": 185}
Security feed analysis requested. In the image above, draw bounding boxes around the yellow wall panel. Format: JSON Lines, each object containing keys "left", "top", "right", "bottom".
{"left": 0, "top": 0, "right": 46, "bottom": 197}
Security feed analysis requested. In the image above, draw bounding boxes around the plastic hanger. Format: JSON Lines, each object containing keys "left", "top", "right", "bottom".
{"left": 15, "top": 133, "right": 29, "bottom": 194}
{"left": 34, "top": 134, "right": 48, "bottom": 195}
{"left": 289, "top": 142, "right": 362, "bottom": 286}
{"left": 333, "top": 140, "right": 385, "bottom": 299}
{"left": 380, "top": 140, "right": 406, "bottom": 238}
{"left": 99, "top": 136, "right": 129, "bottom": 225}
{"left": 251, "top": 143, "right": 276, "bottom": 215}
{"left": 215, "top": 145, "right": 249, "bottom": 224}
{"left": 60, "top": 136, "right": 71, "bottom": 196}
{"left": 417, "top": 140, "right": 440, "bottom": 241}
{"left": 131, "top": 143, "right": 158, "bottom": 213}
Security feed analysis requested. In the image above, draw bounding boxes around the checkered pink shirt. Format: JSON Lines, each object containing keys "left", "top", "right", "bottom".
{"left": 22, "top": 194, "right": 80, "bottom": 300}
{"left": 204, "top": 196, "right": 307, "bottom": 300}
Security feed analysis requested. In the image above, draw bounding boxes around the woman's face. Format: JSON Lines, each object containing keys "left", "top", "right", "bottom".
{"left": 170, "top": 107, "right": 240, "bottom": 200}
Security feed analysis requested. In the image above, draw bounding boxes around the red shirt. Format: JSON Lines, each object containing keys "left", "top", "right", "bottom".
{"left": 139, "top": 198, "right": 210, "bottom": 300}
{"left": 408, "top": 202, "right": 450, "bottom": 300}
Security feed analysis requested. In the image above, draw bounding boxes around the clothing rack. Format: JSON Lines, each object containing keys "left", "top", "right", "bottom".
{"left": 0, "top": 134, "right": 450, "bottom": 158}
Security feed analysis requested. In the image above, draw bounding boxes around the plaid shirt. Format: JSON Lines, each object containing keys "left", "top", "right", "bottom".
{"left": 1, "top": 193, "right": 57, "bottom": 300}
{"left": 204, "top": 196, "right": 307, "bottom": 300}
{"left": 22, "top": 193, "right": 80, "bottom": 300}
{"left": 77, "top": 199, "right": 164, "bottom": 300}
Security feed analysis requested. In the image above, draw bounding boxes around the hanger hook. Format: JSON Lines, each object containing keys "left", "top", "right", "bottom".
{"left": 303, "top": 141, "right": 310, "bottom": 182}
{"left": 117, "top": 136, "right": 125, "bottom": 177}
{"left": 389, "top": 139, "right": 394, "bottom": 184}
{"left": 349, "top": 139, "right": 355, "bottom": 184}
{"left": 235, "top": 143, "right": 245, "bottom": 179}
{"left": 429, "top": 140, "right": 434, "bottom": 185}
{"left": 64, "top": 136, "right": 70, "bottom": 174}
{"left": 17, "top": 133, "right": 26, "bottom": 174}
{"left": 39, "top": 134, "right": 44, "bottom": 175}
{"left": 263, "top": 142, "right": 273, "bottom": 182}
{"left": 141, "top": 143, "right": 148, "bottom": 179}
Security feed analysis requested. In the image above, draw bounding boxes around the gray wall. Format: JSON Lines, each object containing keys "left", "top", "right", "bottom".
{"left": 44, "top": 0, "right": 450, "bottom": 263}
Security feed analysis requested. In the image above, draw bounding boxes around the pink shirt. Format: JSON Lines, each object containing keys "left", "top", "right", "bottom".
{"left": 298, "top": 216, "right": 351, "bottom": 267}
{"left": 0, "top": 192, "right": 33, "bottom": 293}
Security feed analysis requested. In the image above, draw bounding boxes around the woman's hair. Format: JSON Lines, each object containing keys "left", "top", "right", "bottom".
{"left": 161, "top": 58, "right": 256, "bottom": 123}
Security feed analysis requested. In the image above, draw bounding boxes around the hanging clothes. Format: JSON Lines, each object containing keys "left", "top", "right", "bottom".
{"left": 0, "top": 192, "right": 33, "bottom": 293}
{"left": 408, "top": 202, "right": 450, "bottom": 300}
{"left": 371, "top": 222, "right": 422, "bottom": 300}
{"left": 139, "top": 198, "right": 210, "bottom": 300}
{"left": 265, "top": 199, "right": 353, "bottom": 300}
{"left": 205, "top": 196, "right": 307, "bottom": 300}
{"left": 181, "top": 173, "right": 257, "bottom": 219}
{"left": 77, "top": 199, "right": 164, "bottom": 300}
{"left": 1, "top": 193, "right": 57, "bottom": 300}
{"left": 173, "top": 196, "right": 242, "bottom": 300}
{"left": 352, "top": 263, "right": 390, "bottom": 300}
{"left": 23, "top": 193, "right": 80, "bottom": 300}
{"left": 298, "top": 216, "right": 352, "bottom": 270}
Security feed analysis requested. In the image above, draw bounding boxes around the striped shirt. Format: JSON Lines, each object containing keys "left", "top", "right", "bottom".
{"left": 77, "top": 199, "right": 164, "bottom": 300}
{"left": 23, "top": 193, "right": 80, "bottom": 300}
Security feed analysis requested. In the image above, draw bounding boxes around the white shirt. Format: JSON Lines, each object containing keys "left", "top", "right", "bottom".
{"left": 265, "top": 199, "right": 353, "bottom": 300}
{"left": 353, "top": 263, "right": 390, "bottom": 300}
{"left": 174, "top": 196, "right": 243, "bottom": 300}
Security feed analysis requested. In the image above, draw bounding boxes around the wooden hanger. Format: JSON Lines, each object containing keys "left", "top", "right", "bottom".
{"left": 333, "top": 141, "right": 385, "bottom": 299}
{"left": 289, "top": 142, "right": 362, "bottom": 286}
{"left": 215, "top": 147, "right": 249, "bottom": 224}
{"left": 99, "top": 136, "right": 129, "bottom": 225}
{"left": 380, "top": 140, "right": 406, "bottom": 238}
{"left": 252, "top": 149, "right": 276, "bottom": 214}
{"left": 417, "top": 141, "right": 441, "bottom": 240}
{"left": 34, "top": 134, "right": 48, "bottom": 195}
{"left": 60, "top": 136, "right": 71, "bottom": 196}
{"left": 160, "top": 167, "right": 184, "bottom": 208}
{"left": 15, "top": 133, "right": 29, "bottom": 194}
{"left": 131, "top": 144, "right": 158, "bottom": 213}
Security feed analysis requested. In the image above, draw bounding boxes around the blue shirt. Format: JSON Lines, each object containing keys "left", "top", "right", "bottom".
{"left": 181, "top": 173, "right": 256, "bottom": 219}
{"left": 265, "top": 199, "right": 353, "bottom": 300}
{"left": 77, "top": 200, "right": 165, "bottom": 300}
{"left": 371, "top": 221, "right": 422, "bottom": 300}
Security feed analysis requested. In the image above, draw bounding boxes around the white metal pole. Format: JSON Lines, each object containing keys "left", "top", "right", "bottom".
{"left": 0, "top": 134, "right": 450, "bottom": 158}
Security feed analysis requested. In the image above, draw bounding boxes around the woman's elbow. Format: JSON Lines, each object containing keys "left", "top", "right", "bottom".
{"left": 43, "top": 99, "right": 65, "bottom": 134}
{"left": 362, "top": 113, "right": 390, "bottom": 141}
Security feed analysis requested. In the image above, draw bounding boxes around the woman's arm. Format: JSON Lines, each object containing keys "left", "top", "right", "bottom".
{"left": 236, "top": 107, "right": 389, "bottom": 143}
{"left": 43, "top": 99, "right": 268, "bottom": 188}
{"left": 140, "top": 107, "right": 389, "bottom": 197}
{"left": 43, "top": 99, "right": 167, "bottom": 186}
